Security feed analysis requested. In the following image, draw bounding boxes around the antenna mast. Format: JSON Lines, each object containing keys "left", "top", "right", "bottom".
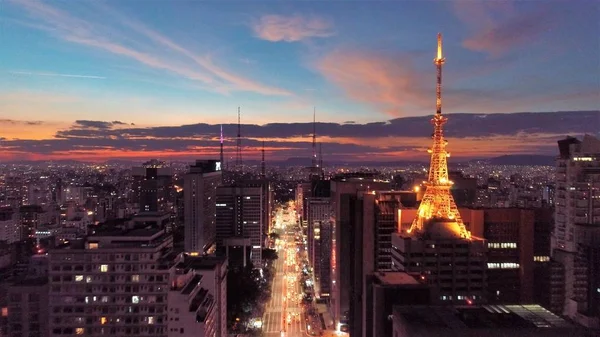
{"left": 319, "top": 142, "right": 323, "bottom": 179}
{"left": 261, "top": 140, "right": 266, "bottom": 179}
{"left": 312, "top": 107, "right": 317, "bottom": 168}
{"left": 220, "top": 124, "right": 225, "bottom": 180}
{"left": 235, "top": 107, "right": 242, "bottom": 169}
{"left": 435, "top": 32, "right": 445, "bottom": 115}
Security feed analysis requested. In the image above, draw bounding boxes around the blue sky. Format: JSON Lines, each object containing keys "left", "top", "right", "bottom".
{"left": 0, "top": 0, "right": 598, "bottom": 161}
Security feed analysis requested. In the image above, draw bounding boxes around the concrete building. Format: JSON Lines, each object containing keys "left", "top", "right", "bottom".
{"left": 184, "top": 160, "right": 222, "bottom": 255}
{"left": 5, "top": 277, "right": 49, "bottom": 337}
{"left": 482, "top": 208, "right": 534, "bottom": 304}
{"left": 215, "top": 185, "right": 263, "bottom": 267}
{"left": 168, "top": 255, "right": 227, "bottom": 337}
{"left": 551, "top": 135, "right": 600, "bottom": 326}
{"left": 0, "top": 208, "right": 20, "bottom": 244}
{"left": 131, "top": 160, "right": 173, "bottom": 214}
{"left": 48, "top": 228, "right": 174, "bottom": 337}
{"left": 392, "top": 304, "right": 588, "bottom": 337}
{"left": 391, "top": 228, "right": 488, "bottom": 305}
{"left": 306, "top": 197, "right": 332, "bottom": 292}
{"left": 330, "top": 173, "right": 391, "bottom": 327}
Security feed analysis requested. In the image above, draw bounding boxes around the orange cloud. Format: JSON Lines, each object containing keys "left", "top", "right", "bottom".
{"left": 252, "top": 14, "right": 334, "bottom": 42}
{"left": 317, "top": 50, "right": 430, "bottom": 116}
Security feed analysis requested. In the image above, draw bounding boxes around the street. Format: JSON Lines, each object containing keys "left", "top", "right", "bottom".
{"left": 263, "top": 206, "right": 306, "bottom": 337}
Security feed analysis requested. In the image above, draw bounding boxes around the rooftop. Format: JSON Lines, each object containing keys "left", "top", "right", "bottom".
{"left": 394, "top": 304, "right": 588, "bottom": 337}
{"left": 374, "top": 272, "right": 421, "bottom": 286}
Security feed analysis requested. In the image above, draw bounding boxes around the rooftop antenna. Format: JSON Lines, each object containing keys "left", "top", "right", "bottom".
{"left": 220, "top": 124, "right": 225, "bottom": 180}
{"left": 312, "top": 107, "right": 317, "bottom": 168}
{"left": 261, "top": 140, "right": 266, "bottom": 179}
{"left": 319, "top": 142, "right": 323, "bottom": 179}
{"left": 235, "top": 107, "right": 242, "bottom": 169}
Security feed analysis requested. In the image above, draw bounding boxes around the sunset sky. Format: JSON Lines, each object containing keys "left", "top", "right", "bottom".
{"left": 1, "top": 0, "right": 598, "bottom": 162}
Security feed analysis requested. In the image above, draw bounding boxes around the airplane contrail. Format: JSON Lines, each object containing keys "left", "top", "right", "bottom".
{"left": 9, "top": 71, "right": 106, "bottom": 79}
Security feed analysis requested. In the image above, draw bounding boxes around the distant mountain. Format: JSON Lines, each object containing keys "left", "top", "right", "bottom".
{"left": 485, "top": 155, "right": 555, "bottom": 166}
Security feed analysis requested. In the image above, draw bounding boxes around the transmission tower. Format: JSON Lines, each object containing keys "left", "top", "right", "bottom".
{"left": 408, "top": 33, "right": 470, "bottom": 239}
{"left": 235, "top": 107, "right": 242, "bottom": 169}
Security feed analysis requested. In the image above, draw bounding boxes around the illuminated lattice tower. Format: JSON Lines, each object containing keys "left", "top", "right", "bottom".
{"left": 408, "top": 33, "right": 471, "bottom": 239}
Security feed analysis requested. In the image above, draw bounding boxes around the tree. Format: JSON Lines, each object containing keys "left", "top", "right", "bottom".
{"left": 268, "top": 232, "right": 280, "bottom": 240}
{"left": 262, "top": 248, "right": 278, "bottom": 261}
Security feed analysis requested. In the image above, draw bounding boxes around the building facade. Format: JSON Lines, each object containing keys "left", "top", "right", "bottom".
{"left": 184, "top": 160, "right": 222, "bottom": 255}
{"left": 48, "top": 228, "right": 174, "bottom": 337}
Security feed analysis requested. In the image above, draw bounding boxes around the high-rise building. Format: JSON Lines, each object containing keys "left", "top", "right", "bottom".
{"left": 482, "top": 208, "right": 534, "bottom": 304}
{"left": 131, "top": 160, "right": 173, "bottom": 214}
{"left": 184, "top": 160, "right": 222, "bottom": 255}
{"left": 215, "top": 185, "right": 263, "bottom": 267}
{"left": 168, "top": 255, "right": 227, "bottom": 337}
{"left": 551, "top": 134, "right": 600, "bottom": 327}
{"left": 48, "top": 228, "right": 174, "bottom": 337}
{"left": 330, "top": 173, "right": 391, "bottom": 329}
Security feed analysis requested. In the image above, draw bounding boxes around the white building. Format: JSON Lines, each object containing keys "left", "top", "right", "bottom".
{"left": 551, "top": 134, "right": 600, "bottom": 326}
{"left": 167, "top": 254, "right": 227, "bottom": 337}
{"left": 48, "top": 228, "right": 174, "bottom": 337}
{"left": 184, "top": 160, "right": 222, "bottom": 255}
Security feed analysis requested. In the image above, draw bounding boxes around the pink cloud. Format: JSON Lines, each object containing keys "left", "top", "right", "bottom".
{"left": 452, "top": 1, "right": 554, "bottom": 57}
{"left": 252, "top": 14, "right": 334, "bottom": 42}
{"left": 317, "top": 50, "right": 430, "bottom": 116}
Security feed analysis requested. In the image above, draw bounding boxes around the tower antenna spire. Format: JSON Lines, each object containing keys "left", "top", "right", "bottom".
{"left": 235, "top": 107, "right": 242, "bottom": 169}
{"left": 434, "top": 32, "right": 446, "bottom": 115}
{"left": 261, "top": 140, "right": 266, "bottom": 179}
{"left": 408, "top": 33, "right": 470, "bottom": 239}
{"left": 319, "top": 142, "right": 323, "bottom": 179}
{"left": 220, "top": 124, "right": 225, "bottom": 179}
{"left": 312, "top": 107, "right": 317, "bottom": 168}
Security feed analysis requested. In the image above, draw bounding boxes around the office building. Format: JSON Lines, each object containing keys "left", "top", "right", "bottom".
{"left": 330, "top": 173, "right": 391, "bottom": 327}
{"left": 131, "top": 160, "right": 173, "bottom": 213}
{"left": 215, "top": 185, "right": 263, "bottom": 267}
{"left": 48, "top": 228, "right": 174, "bottom": 337}
{"left": 0, "top": 208, "right": 19, "bottom": 244}
{"left": 184, "top": 160, "right": 222, "bottom": 255}
{"left": 482, "top": 208, "right": 534, "bottom": 304}
{"left": 168, "top": 255, "right": 227, "bottom": 337}
{"left": 551, "top": 135, "right": 600, "bottom": 326}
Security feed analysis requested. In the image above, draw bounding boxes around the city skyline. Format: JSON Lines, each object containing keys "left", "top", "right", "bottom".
{"left": 1, "top": 0, "right": 599, "bottom": 161}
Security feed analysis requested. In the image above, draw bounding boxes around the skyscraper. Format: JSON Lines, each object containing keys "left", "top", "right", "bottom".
{"left": 184, "top": 160, "right": 222, "bottom": 255}
{"left": 215, "top": 185, "right": 264, "bottom": 267}
{"left": 551, "top": 134, "right": 600, "bottom": 327}
{"left": 131, "top": 159, "right": 173, "bottom": 214}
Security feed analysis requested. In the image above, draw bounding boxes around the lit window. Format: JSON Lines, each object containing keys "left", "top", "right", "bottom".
{"left": 75, "top": 328, "right": 84, "bottom": 335}
{"left": 101, "top": 296, "right": 109, "bottom": 303}
{"left": 100, "top": 317, "right": 107, "bottom": 325}
{"left": 75, "top": 275, "right": 84, "bottom": 282}
{"left": 148, "top": 316, "right": 155, "bottom": 324}
{"left": 1, "top": 307, "right": 7, "bottom": 317}
{"left": 100, "top": 265, "right": 108, "bottom": 272}
{"left": 86, "top": 276, "right": 92, "bottom": 283}
{"left": 88, "top": 243, "right": 98, "bottom": 249}
{"left": 132, "top": 296, "right": 140, "bottom": 304}
{"left": 132, "top": 275, "right": 140, "bottom": 282}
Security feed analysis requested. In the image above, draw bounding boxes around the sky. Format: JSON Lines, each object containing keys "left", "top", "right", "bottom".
{"left": 0, "top": 0, "right": 598, "bottom": 162}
